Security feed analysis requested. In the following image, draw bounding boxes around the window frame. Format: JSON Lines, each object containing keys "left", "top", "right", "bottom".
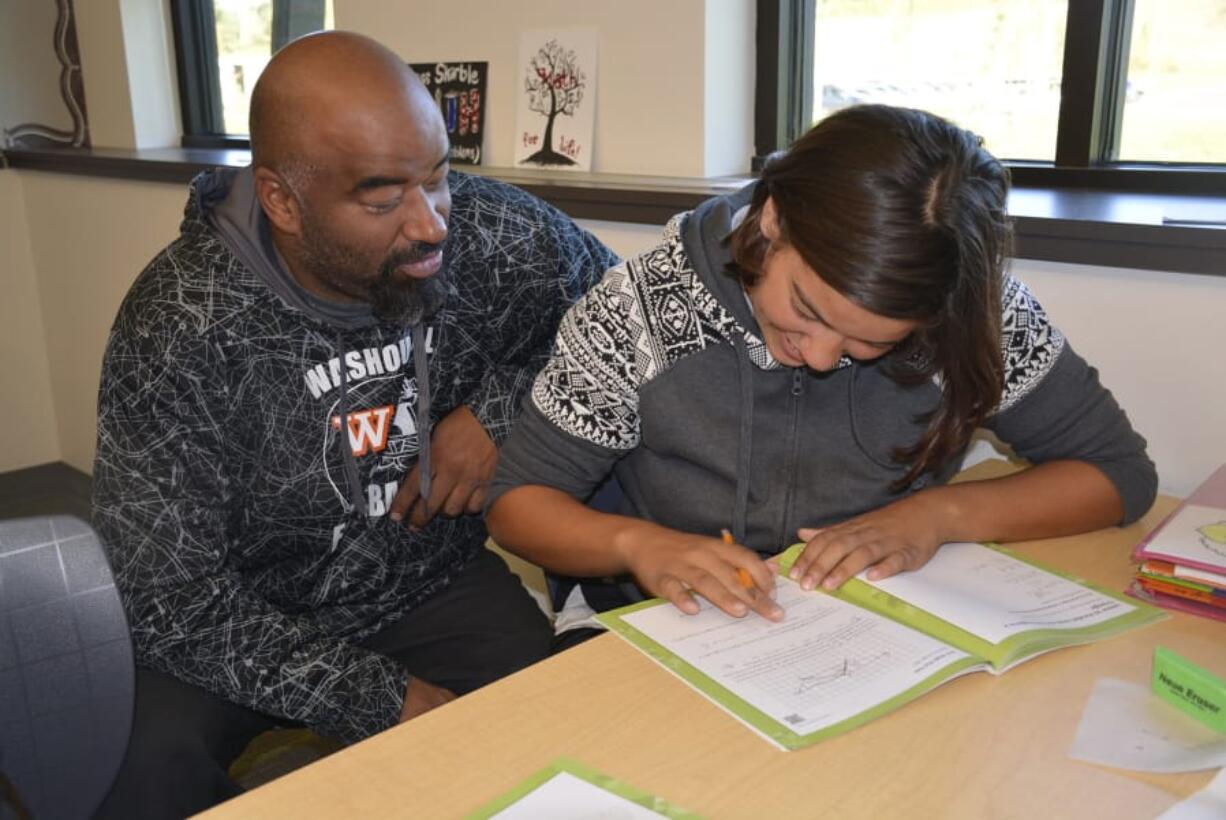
{"left": 757, "top": 0, "right": 1226, "bottom": 195}
{"left": 169, "top": 0, "right": 326, "bottom": 149}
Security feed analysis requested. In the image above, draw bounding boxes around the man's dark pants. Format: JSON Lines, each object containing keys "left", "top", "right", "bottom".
{"left": 96, "top": 549, "right": 551, "bottom": 820}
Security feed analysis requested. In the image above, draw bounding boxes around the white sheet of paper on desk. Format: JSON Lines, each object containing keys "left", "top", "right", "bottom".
{"left": 1067, "top": 678, "right": 1226, "bottom": 773}
{"left": 1155, "top": 766, "right": 1226, "bottom": 820}
{"left": 863, "top": 541, "right": 1133, "bottom": 644}
{"left": 489, "top": 771, "right": 668, "bottom": 819}
{"left": 620, "top": 580, "right": 968, "bottom": 739}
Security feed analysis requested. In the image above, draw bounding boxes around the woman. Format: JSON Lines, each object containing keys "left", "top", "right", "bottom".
{"left": 485, "top": 105, "right": 1155, "bottom": 633}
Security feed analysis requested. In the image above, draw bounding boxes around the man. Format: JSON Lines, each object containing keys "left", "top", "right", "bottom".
{"left": 93, "top": 32, "right": 617, "bottom": 818}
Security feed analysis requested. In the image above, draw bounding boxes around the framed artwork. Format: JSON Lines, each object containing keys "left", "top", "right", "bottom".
{"left": 513, "top": 28, "right": 597, "bottom": 172}
{"left": 410, "top": 61, "right": 487, "bottom": 165}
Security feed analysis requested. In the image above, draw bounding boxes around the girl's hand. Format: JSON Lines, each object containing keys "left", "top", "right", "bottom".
{"left": 622, "top": 531, "right": 784, "bottom": 622}
{"left": 789, "top": 492, "right": 946, "bottom": 591}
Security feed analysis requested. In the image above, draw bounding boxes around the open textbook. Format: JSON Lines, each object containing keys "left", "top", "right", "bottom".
{"left": 597, "top": 541, "right": 1164, "bottom": 751}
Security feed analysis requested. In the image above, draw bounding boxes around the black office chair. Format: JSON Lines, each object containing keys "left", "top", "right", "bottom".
{"left": 0, "top": 515, "right": 134, "bottom": 820}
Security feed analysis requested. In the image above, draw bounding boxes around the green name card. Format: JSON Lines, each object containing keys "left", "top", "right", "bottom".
{"left": 1152, "top": 646, "right": 1226, "bottom": 734}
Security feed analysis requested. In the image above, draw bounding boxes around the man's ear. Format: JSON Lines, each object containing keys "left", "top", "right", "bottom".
{"left": 760, "top": 196, "right": 782, "bottom": 242}
{"left": 253, "top": 166, "right": 303, "bottom": 236}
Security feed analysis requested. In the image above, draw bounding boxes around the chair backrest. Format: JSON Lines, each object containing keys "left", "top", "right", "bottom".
{"left": 0, "top": 516, "right": 134, "bottom": 820}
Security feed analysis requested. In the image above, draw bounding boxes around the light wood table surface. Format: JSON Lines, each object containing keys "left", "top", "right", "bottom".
{"left": 200, "top": 477, "right": 1224, "bottom": 819}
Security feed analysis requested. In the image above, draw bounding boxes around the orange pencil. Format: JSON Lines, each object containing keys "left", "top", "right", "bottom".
{"left": 721, "top": 529, "right": 755, "bottom": 589}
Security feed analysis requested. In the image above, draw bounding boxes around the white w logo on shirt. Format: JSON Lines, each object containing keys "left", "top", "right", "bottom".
{"left": 331, "top": 405, "right": 395, "bottom": 457}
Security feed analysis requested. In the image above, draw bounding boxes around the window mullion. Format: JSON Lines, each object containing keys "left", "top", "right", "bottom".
{"left": 754, "top": 0, "right": 814, "bottom": 170}
{"left": 1096, "top": 0, "right": 1136, "bottom": 162}
{"left": 170, "top": 0, "right": 225, "bottom": 141}
{"left": 1055, "top": 0, "right": 1107, "bottom": 166}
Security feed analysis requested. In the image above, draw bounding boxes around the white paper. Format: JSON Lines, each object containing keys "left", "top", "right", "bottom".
{"left": 514, "top": 28, "right": 598, "bottom": 171}
{"left": 1150, "top": 505, "right": 1226, "bottom": 567}
{"left": 1067, "top": 678, "right": 1226, "bottom": 773}
{"left": 1155, "top": 767, "right": 1226, "bottom": 820}
{"left": 864, "top": 541, "right": 1134, "bottom": 644}
{"left": 620, "top": 580, "right": 971, "bottom": 738}
{"left": 489, "top": 771, "right": 666, "bottom": 819}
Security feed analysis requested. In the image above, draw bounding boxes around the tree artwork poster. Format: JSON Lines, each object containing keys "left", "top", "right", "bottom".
{"left": 514, "top": 29, "right": 597, "bottom": 172}
{"left": 410, "top": 61, "right": 487, "bottom": 165}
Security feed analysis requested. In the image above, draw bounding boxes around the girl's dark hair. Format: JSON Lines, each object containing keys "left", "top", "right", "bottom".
{"left": 729, "top": 104, "right": 1013, "bottom": 488}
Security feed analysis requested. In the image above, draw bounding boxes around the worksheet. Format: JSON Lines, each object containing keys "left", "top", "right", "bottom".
{"left": 619, "top": 580, "right": 972, "bottom": 741}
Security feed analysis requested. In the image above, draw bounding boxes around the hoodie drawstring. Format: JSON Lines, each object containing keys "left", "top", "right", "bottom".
{"left": 336, "top": 334, "right": 366, "bottom": 516}
{"left": 412, "top": 322, "right": 432, "bottom": 504}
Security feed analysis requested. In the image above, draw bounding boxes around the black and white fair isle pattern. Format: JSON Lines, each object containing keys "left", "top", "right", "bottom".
{"left": 533, "top": 212, "right": 1063, "bottom": 449}
{"left": 92, "top": 171, "right": 615, "bottom": 743}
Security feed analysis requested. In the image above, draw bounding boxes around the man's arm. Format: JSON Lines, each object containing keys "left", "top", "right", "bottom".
{"left": 93, "top": 310, "right": 408, "bottom": 744}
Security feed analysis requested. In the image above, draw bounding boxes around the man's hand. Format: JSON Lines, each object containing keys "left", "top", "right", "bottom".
{"left": 389, "top": 405, "right": 496, "bottom": 528}
{"left": 399, "top": 676, "right": 457, "bottom": 722}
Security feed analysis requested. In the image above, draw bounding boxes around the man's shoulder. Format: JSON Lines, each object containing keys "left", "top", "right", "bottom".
{"left": 116, "top": 221, "right": 262, "bottom": 335}
{"left": 446, "top": 170, "right": 576, "bottom": 238}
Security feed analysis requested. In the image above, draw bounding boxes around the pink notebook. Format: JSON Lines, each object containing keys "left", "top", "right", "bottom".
{"left": 1132, "top": 464, "right": 1226, "bottom": 575}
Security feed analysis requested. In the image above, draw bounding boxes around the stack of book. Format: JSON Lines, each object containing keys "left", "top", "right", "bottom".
{"left": 1130, "top": 464, "right": 1226, "bottom": 622}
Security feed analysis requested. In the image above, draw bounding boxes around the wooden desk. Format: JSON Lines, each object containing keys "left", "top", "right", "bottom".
{"left": 200, "top": 493, "right": 1225, "bottom": 820}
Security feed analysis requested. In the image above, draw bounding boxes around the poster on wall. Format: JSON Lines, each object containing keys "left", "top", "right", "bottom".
{"left": 513, "top": 28, "right": 597, "bottom": 172}
{"left": 410, "top": 61, "right": 487, "bottom": 165}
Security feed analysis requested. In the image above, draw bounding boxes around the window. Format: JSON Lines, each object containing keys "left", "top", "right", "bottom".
{"left": 759, "top": 0, "right": 1226, "bottom": 193}
{"left": 812, "top": 0, "right": 1068, "bottom": 162}
{"left": 1118, "top": 0, "right": 1226, "bottom": 163}
{"left": 171, "top": 0, "right": 334, "bottom": 146}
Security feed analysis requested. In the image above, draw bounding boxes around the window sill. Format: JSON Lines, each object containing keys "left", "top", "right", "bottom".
{"left": 5, "top": 145, "right": 1223, "bottom": 277}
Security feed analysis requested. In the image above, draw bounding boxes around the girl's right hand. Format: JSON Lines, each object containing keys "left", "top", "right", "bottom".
{"left": 621, "top": 531, "right": 784, "bottom": 622}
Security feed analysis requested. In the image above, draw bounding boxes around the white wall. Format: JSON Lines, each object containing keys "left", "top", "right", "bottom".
{"left": 1013, "top": 259, "right": 1226, "bottom": 498}
{"left": 0, "top": 172, "right": 61, "bottom": 471}
{"left": 337, "top": 0, "right": 754, "bottom": 177}
{"left": 17, "top": 173, "right": 187, "bottom": 472}
{"left": 0, "top": 0, "right": 70, "bottom": 137}
{"left": 73, "top": 0, "right": 181, "bottom": 148}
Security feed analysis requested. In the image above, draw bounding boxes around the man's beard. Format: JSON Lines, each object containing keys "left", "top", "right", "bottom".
{"left": 297, "top": 214, "right": 447, "bottom": 326}
{"left": 367, "top": 245, "right": 447, "bottom": 326}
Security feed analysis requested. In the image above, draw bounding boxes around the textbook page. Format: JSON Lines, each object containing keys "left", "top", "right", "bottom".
{"left": 614, "top": 580, "right": 974, "bottom": 748}
{"left": 862, "top": 541, "right": 1136, "bottom": 645}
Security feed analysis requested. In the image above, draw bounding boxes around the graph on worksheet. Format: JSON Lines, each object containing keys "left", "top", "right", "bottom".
{"left": 621, "top": 581, "right": 971, "bottom": 736}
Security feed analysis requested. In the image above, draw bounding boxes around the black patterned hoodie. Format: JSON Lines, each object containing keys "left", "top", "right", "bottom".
{"left": 92, "top": 168, "right": 616, "bottom": 742}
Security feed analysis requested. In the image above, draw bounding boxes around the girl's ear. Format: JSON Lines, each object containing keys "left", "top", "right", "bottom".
{"left": 253, "top": 167, "right": 303, "bottom": 237}
{"left": 760, "top": 196, "right": 782, "bottom": 242}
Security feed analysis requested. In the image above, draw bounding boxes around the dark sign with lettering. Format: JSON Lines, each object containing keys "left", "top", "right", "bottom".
{"left": 409, "top": 61, "right": 488, "bottom": 166}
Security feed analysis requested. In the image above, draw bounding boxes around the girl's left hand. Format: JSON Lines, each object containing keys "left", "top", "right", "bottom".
{"left": 789, "top": 492, "right": 946, "bottom": 591}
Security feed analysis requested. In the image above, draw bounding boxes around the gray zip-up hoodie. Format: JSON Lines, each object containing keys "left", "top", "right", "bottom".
{"left": 93, "top": 168, "right": 616, "bottom": 742}
{"left": 489, "top": 185, "right": 1156, "bottom": 570}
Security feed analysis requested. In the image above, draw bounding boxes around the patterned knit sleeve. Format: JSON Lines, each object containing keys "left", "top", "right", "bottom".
{"left": 986, "top": 275, "right": 1157, "bottom": 524}
{"left": 487, "top": 259, "right": 654, "bottom": 508}
{"left": 92, "top": 257, "right": 408, "bottom": 743}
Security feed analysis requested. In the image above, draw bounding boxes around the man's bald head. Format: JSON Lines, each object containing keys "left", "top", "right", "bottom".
{"left": 249, "top": 31, "right": 437, "bottom": 175}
